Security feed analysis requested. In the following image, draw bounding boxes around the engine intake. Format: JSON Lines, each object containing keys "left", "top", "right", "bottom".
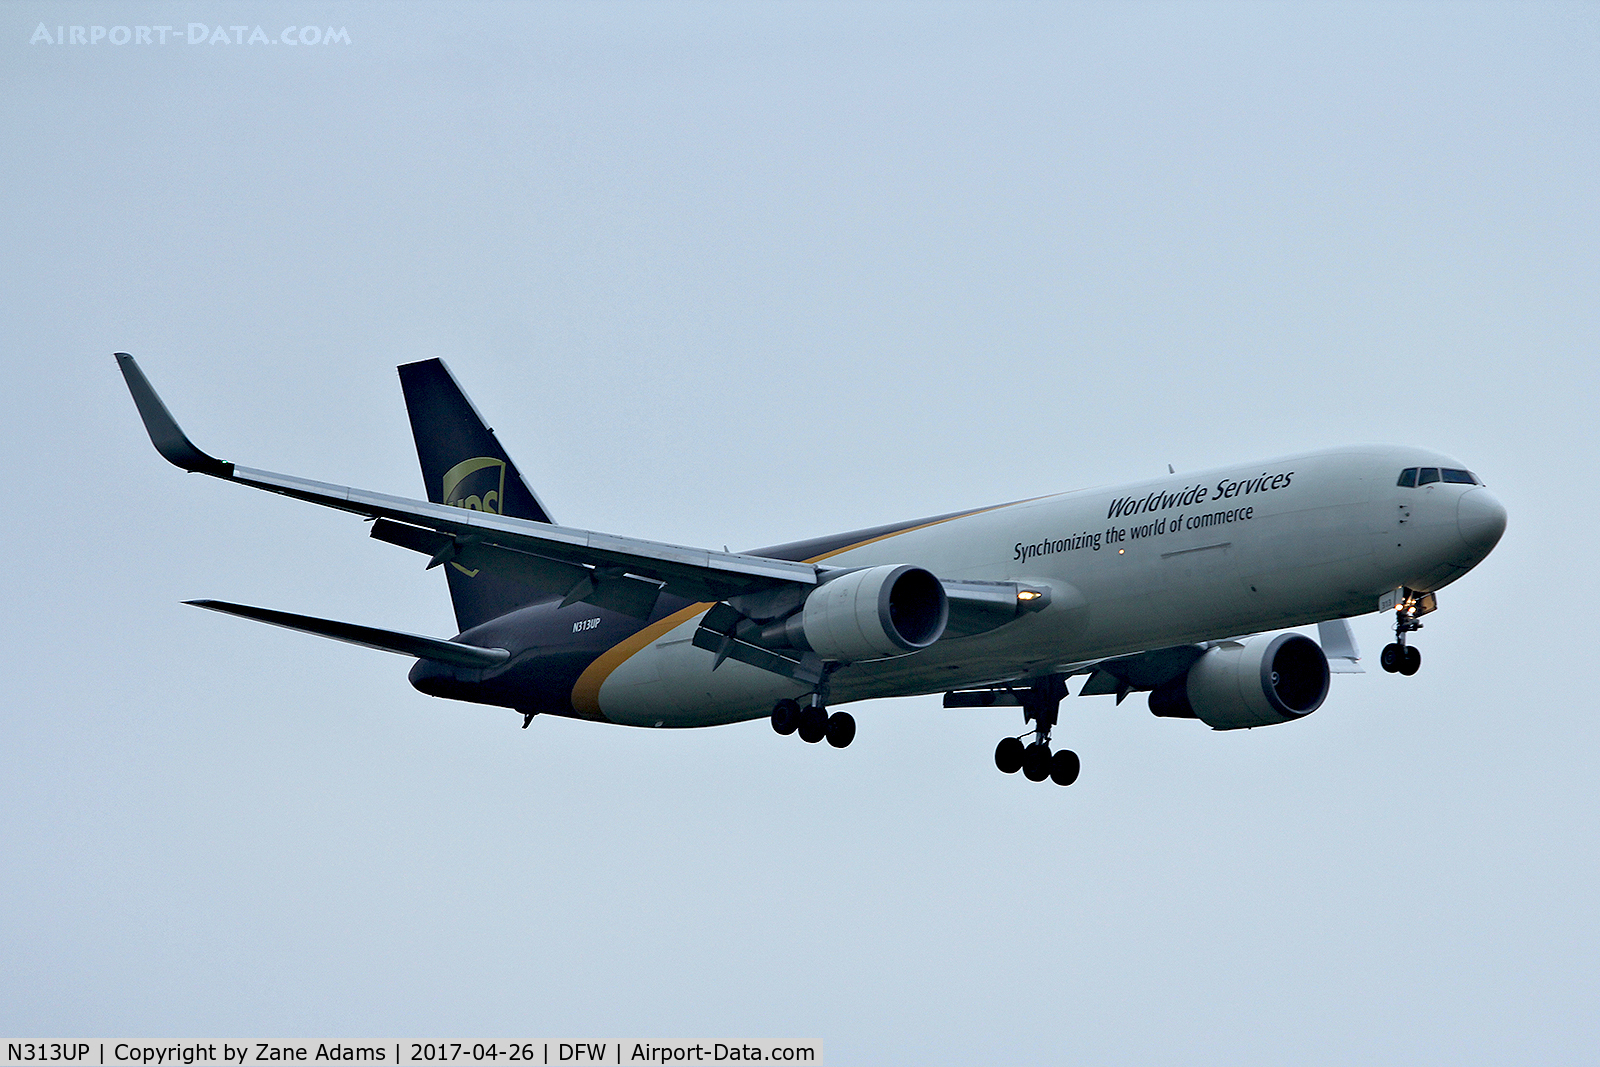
{"left": 1149, "top": 632, "right": 1330, "bottom": 730}
{"left": 783, "top": 564, "right": 949, "bottom": 662}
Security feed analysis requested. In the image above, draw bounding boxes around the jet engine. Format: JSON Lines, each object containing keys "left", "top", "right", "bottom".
{"left": 771, "top": 564, "right": 949, "bottom": 662}
{"left": 1148, "top": 632, "right": 1330, "bottom": 730}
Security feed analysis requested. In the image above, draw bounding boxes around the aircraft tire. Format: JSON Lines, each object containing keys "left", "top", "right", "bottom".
{"left": 1400, "top": 645, "right": 1422, "bottom": 676}
{"left": 995, "top": 737, "right": 1025, "bottom": 774}
{"left": 1050, "top": 749, "right": 1081, "bottom": 787}
{"left": 797, "top": 705, "right": 828, "bottom": 744}
{"left": 771, "top": 699, "right": 801, "bottom": 735}
{"left": 825, "top": 711, "right": 856, "bottom": 748}
{"left": 1380, "top": 643, "right": 1401, "bottom": 673}
{"left": 1022, "top": 742, "right": 1052, "bottom": 782}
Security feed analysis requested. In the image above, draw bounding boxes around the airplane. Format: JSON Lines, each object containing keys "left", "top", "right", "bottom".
{"left": 116, "top": 353, "right": 1506, "bottom": 787}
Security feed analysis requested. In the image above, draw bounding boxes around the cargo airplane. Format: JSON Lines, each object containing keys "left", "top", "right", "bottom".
{"left": 117, "top": 354, "right": 1506, "bottom": 786}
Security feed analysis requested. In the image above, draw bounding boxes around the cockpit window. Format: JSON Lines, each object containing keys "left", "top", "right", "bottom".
{"left": 1400, "top": 466, "right": 1482, "bottom": 488}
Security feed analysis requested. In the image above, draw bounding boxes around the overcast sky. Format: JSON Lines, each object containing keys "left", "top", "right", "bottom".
{"left": 2, "top": 2, "right": 1596, "bottom": 1063}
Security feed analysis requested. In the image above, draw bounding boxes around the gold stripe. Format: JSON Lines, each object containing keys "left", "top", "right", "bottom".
{"left": 569, "top": 497, "right": 1033, "bottom": 717}
{"left": 570, "top": 601, "right": 712, "bottom": 719}
{"left": 803, "top": 502, "right": 1021, "bottom": 564}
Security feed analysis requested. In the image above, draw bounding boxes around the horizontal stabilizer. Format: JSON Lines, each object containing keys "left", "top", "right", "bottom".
{"left": 184, "top": 599, "right": 510, "bottom": 669}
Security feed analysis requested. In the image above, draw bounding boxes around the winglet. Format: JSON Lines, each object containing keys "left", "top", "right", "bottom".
{"left": 114, "top": 353, "right": 233, "bottom": 477}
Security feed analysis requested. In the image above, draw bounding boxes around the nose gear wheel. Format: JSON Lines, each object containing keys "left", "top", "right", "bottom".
{"left": 1382, "top": 588, "right": 1431, "bottom": 676}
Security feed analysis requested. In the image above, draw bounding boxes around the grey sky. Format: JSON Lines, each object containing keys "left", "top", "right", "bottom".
{"left": 2, "top": 2, "right": 1596, "bottom": 1063}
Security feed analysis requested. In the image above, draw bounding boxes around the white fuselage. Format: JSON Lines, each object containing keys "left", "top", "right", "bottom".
{"left": 582, "top": 445, "right": 1504, "bottom": 727}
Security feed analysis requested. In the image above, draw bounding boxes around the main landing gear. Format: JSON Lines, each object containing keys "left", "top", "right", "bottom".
{"left": 993, "top": 676, "right": 1080, "bottom": 787}
{"left": 771, "top": 697, "right": 855, "bottom": 749}
{"left": 1381, "top": 589, "right": 1436, "bottom": 676}
{"left": 994, "top": 736, "right": 1080, "bottom": 786}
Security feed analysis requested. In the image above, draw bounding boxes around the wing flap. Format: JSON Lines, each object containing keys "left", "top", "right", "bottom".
{"left": 226, "top": 466, "right": 815, "bottom": 598}
{"left": 223, "top": 464, "right": 812, "bottom": 600}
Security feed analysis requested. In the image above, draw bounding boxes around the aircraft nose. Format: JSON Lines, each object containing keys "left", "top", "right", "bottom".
{"left": 1457, "top": 487, "right": 1507, "bottom": 556}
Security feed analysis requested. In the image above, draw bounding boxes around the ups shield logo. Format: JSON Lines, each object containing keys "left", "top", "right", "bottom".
{"left": 441, "top": 457, "right": 505, "bottom": 576}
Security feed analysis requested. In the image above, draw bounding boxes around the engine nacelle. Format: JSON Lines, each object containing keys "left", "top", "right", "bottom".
{"left": 1149, "top": 633, "right": 1330, "bottom": 730}
{"left": 790, "top": 564, "right": 949, "bottom": 662}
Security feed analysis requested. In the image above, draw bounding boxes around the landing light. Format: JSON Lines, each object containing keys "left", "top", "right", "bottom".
{"left": 1018, "top": 590, "right": 1042, "bottom": 601}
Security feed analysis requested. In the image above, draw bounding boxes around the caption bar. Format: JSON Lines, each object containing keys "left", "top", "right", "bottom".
{"left": 3, "top": 1045, "right": 819, "bottom": 1067}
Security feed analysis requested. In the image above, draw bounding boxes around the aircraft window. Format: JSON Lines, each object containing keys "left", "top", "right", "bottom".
{"left": 1397, "top": 468, "right": 1418, "bottom": 488}
{"left": 1418, "top": 467, "right": 1440, "bottom": 485}
{"left": 1442, "top": 469, "right": 1476, "bottom": 484}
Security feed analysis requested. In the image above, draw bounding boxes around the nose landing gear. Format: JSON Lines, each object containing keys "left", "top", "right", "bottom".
{"left": 1381, "top": 589, "right": 1436, "bottom": 676}
{"left": 990, "top": 676, "right": 1079, "bottom": 787}
{"left": 1379, "top": 642, "right": 1421, "bottom": 675}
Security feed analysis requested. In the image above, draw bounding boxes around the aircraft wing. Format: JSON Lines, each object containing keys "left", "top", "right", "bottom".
{"left": 1072, "top": 618, "right": 1362, "bottom": 697}
{"left": 117, "top": 354, "right": 820, "bottom": 605}
{"left": 1072, "top": 645, "right": 1207, "bottom": 700}
{"left": 949, "top": 618, "right": 1361, "bottom": 708}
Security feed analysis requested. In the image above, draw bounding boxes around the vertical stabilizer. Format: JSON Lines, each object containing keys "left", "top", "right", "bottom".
{"left": 398, "top": 359, "right": 555, "bottom": 631}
